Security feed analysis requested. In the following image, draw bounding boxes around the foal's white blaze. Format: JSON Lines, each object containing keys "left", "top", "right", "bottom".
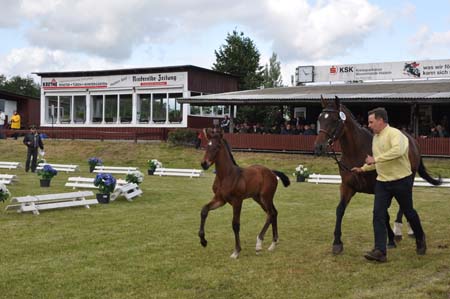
{"left": 268, "top": 242, "right": 277, "bottom": 251}
{"left": 230, "top": 251, "right": 239, "bottom": 259}
{"left": 256, "top": 236, "right": 263, "bottom": 251}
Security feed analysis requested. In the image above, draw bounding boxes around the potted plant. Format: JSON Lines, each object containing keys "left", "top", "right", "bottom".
{"left": 93, "top": 173, "right": 116, "bottom": 204}
{"left": 88, "top": 157, "right": 103, "bottom": 173}
{"left": 147, "top": 159, "right": 162, "bottom": 175}
{"left": 293, "top": 164, "right": 310, "bottom": 182}
{"left": 125, "top": 171, "right": 144, "bottom": 185}
{"left": 37, "top": 164, "right": 58, "bottom": 187}
{"left": 0, "top": 183, "right": 10, "bottom": 202}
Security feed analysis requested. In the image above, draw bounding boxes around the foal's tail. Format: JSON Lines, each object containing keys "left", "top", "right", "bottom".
{"left": 418, "top": 157, "right": 442, "bottom": 186}
{"left": 272, "top": 170, "right": 291, "bottom": 187}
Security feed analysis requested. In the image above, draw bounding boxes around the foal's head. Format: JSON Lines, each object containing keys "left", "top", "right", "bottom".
{"left": 314, "top": 96, "right": 346, "bottom": 156}
{"left": 201, "top": 128, "right": 224, "bottom": 170}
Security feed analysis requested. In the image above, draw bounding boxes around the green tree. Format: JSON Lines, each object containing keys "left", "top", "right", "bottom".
{"left": 263, "top": 52, "right": 283, "bottom": 88}
{"left": 212, "top": 30, "right": 263, "bottom": 90}
{"left": 0, "top": 75, "right": 40, "bottom": 98}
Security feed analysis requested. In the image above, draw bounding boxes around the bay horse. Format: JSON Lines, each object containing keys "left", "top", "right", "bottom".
{"left": 199, "top": 128, "right": 290, "bottom": 258}
{"left": 314, "top": 96, "right": 442, "bottom": 255}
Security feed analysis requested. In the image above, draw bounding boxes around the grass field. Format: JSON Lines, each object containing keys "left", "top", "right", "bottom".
{"left": 0, "top": 139, "right": 449, "bottom": 299}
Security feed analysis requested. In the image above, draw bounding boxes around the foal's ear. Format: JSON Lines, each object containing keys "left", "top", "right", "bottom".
{"left": 203, "top": 128, "right": 212, "bottom": 140}
{"left": 320, "top": 95, "right": 327, "bottom": 108}
{"left": 334, "top": 96, "right": 341, "bottom": 109}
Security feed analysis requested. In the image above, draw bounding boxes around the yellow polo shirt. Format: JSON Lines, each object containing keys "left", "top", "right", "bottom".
{"left": 361, "top": 125, "right": 411, "bottom": 182}
{"left": 10, "top": 114, "right": 21, "bottom": 129}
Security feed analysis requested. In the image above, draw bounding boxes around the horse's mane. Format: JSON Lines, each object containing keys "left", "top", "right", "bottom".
{"left": 339, "top": 104, "right": 372, "bottom": 137}
{"left": 222, "top": 139, "right": 239, "bottom": 167}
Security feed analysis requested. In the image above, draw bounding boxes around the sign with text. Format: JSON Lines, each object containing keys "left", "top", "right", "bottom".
{"left": 310, "top": 59, "right": 450, "bottom": 82}
{"left": 42, "top": 72, "right": 187, "bottom": 90}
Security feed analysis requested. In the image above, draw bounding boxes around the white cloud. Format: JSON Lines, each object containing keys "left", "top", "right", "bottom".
{"left": 410, "top": 25, "right": 450, "bottom": 58}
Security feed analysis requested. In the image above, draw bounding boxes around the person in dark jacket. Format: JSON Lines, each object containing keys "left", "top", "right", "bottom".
{"left": 23, "top": 125, "right": 44, "bottom": 172}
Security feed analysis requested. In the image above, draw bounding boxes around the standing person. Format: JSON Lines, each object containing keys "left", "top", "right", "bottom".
{"left": 0, "top": 109, "right": 5, "bottom": 139}
{"left": 352, "top": 107, "right": 427, "bottom": 263}
{"left": 220, "top": 115, "right": 230, "bottom": 133}
{"left": 23, "top": 125, "right": 44, "bottom": 173}
{"left": 10, "top": 110, "right": 21, "bottom": 140}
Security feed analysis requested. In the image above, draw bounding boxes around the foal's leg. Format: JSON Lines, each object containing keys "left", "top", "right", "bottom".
{"left": 199, "top": 197, "right": 225, "bottom": 247}
{"left": 230, "top": 200, "right": 243, "bottom": 259}
{"left": 267, "top": 202, "right": 278, "bottom": 252}
{"left": 253, "top": 196, "right": 270, "bottom": 253}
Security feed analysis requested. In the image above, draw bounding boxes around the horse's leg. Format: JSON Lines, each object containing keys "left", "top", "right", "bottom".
{"left": 230, "top": 200, "right": 243, "bottom": 259}
{"left": 267, "top": 202, "right": 278, "bottom": 252}
{"left": 253, "top": 196, "right": 269, "bottom": 253}
{"left": 199, "top": 196, "right": 225, "bottom": 247}
{"left": 332, "top": 186, "right": 355, "bottom": 255}
{"left": 386, "top": 211, "right": 397, "bottom": 248}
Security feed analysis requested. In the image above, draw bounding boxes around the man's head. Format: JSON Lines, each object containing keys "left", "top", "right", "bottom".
{"left": 368, "top": 107, "right": 388, "bottom": 134}
{"left": 29, "top": 125, "right": 36, "bottom": 132}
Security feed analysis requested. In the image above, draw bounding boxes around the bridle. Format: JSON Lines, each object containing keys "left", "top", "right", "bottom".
{"left": 318, "top": 108, "right": 352, "bottom": 172}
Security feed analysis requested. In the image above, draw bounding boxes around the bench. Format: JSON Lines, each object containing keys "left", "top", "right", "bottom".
{"left": 94, "top": 165, "right": 139, "bottom": 174}
{"left": 153, "top": 168, "right": 204, "bottom": 178}
{"left": 0, "top": 161, "right": 22, "bottom": 169}
{"left": 0, "top": 174, "right": 18, "bottom": 185}
{"left": 110, "top": 183, "right": 143, "bottom": 202}
{"left": 5, "top": 191, "right": 97, "bottom": 215}
{"left": 37, "top": 163, "right": 80, "bottom": 173}
{"left": 307, "top": 174, "right": 450, "bottom": 187}
{"left": 65, "top": 177, "right": 127, "bottom": 190}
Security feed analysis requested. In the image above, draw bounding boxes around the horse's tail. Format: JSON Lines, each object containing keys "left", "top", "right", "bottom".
{"left": 418, "top": 157, "right": 442, "bottom": 186}
{"left": 272, "top": 170, "right": 290, "bottom": 187}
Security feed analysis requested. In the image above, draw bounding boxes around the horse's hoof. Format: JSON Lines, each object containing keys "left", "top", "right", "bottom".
{"left": 268, "top": 242, "right": 277, "bottom": 251}
{"left": 256, "top": 236, "right": 263, "bottom": 252}
{"left": 230, "top": 251, "right": 239, "bottom": 259}
{"left": 394, "top": 235, "right": 402, "bottom": 242}
{"left": 387, "top": 242, "right": 397, "bottom": 249}
{"left": 200, "top": 238, "right": 208, "bottom": 247}
{"left": 332, "top": 243, "right": 343, "bottom": 255}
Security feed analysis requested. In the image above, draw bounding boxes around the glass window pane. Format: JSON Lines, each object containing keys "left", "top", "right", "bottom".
{"left": 138, "top": 94, "right": 150, "bottom": 123}
{"left": 46, "top": 96, "right": 58, "bottom": 124}
{"left": 168, "top": 93, "right": 183, "bottom": 123}
{"left": 74, "top": 96, "right": 86, "bottom": 123}
{"left": 92, "top": 95, "right": 103, "bottom": 123}
{"left": 60, "top": 96, "right": 71, "bottom": 123}
{"left": 105, "top": 94, "right": 117, "bottom": 123}
{"left": 119, "top": 94, "right": 132, "bottom": 123}
{"left": 190, "top": 105, "right": 200, "bottom": 115}
{"left": 202, "top": 106, "right": 212, "bottom": 115}
{"left": 152, "top": 93, "right": 167, "bottom": 123}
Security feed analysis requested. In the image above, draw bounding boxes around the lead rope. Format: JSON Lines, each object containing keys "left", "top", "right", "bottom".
{"left": 329, "top": 144, "right": 352, "bottom": 172}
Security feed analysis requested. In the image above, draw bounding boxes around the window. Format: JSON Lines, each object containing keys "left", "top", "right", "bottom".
{"left": 119, "top": 94, "right": 132, "bottom": 123}
{"left": 138, "top": 94, "right": 151, "bottom": 123}
{"left": 92, "top": 95, "right": 103, "bottom": 123}
{"left": 59, "top": 96, "right": 71, "bottom": 123}
{"left": 74, "top": 96, "right": 86, "bottom": 123}
{"left": 46, "top": 96, "right": 58, "bottom": 124}
{"left": 104, "top": 94, "right": 117, "bottom": 123}
{"left": 153, "top": 93, "right": 167, "bottom": 123}
{"left": 168, "top": 93, "right": 183, "bottom": 123}
{"left": 0, "top": 100, "right": 4, "bottom": 112}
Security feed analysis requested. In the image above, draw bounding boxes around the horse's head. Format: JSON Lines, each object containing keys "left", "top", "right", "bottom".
{"left": 314, "top": 95, "right": 346, "bottom": 156}
{"left": 201, "top": 127, "right": 223, "bottom": 170}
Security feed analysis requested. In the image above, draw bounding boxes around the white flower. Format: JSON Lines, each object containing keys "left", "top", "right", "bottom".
{"left": 0, "top": 183, "right": 10, "bottom": 201}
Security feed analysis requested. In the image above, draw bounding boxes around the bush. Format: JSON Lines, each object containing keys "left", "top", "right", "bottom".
{"left": 167, "top": 129, "right": 198, "bottom": 146}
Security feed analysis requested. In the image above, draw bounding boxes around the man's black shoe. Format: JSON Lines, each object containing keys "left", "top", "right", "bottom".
{"left": 364, "top": 249, "right": 387, "bottom": 262}
{"left": 416, "top": 235, "right": 427, "bottom": 255}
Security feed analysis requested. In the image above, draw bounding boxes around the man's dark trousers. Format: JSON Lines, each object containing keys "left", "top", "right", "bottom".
{"left": 373, "top": 174, "right": 425, "bottom": 253}
{"left": 26, "top": 147, "right": 38, "bottom": 172}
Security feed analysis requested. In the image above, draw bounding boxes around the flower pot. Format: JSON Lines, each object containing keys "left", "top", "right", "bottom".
{"left": 89, "top": 165, "right": 95, "bottom": 173}
{"left": 296, "top": 176, "right": 306, "bottom": 182}
{"left": 40, "top": 179, "right": 51, "bottom": 187}
{"left": 96, "top": 193, "right": 110, "bottom": 204}
{"left": 148, "top": 169, "right": 155, "bottom": 175}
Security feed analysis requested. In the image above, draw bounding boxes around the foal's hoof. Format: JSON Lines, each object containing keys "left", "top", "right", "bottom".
{"left": 268, "top": 242, "right": 277, "bottom": 251}
{"left": 200, "top": 238, "right": 208, "bottom": 247}
{"left": 332, "top": 243, "right": 343, "bottom": 255}
{"left": 230, "top": 251, "right": 239, "bottom": 259}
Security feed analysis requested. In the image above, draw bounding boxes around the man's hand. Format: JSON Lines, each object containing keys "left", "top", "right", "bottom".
{"left": 351, "top": 167, "right": 363, "bottom": 173}
{"left": 365, "top": 155, "right": 375, "bottom": 165}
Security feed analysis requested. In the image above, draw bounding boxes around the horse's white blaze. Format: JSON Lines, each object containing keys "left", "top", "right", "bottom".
{"left": 268, "top": 242, "right": 277, "bottom": 251}
{"left": 256, "top": 236, "right": 263, "bottom": 251}
{"left": 230, "top": 251, "right": 239, "bottom": 259}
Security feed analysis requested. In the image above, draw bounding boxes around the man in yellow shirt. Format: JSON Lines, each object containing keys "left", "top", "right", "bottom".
{"left": 10, "top": 110, "right": 21, "bottom": 140}
{"left": 352, "top": 107, "right": 426, "bottom": 262}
